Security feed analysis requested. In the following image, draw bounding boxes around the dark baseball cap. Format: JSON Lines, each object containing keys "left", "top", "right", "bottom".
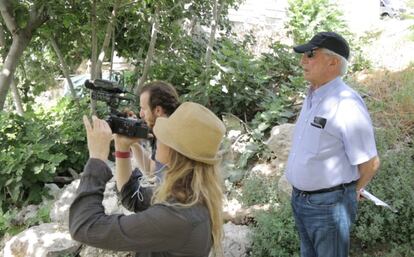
{"left": 293, "top": 32, "right": 350, "bottom": 60}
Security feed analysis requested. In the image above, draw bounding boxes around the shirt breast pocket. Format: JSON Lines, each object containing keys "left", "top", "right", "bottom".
{"left": 303, "top": 124, "right": 322, "bottom": 154}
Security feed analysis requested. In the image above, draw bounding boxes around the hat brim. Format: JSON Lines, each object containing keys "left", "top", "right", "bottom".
{"left": 153, "top": 117, "right": 221, "bottom": 165}
{"left": 293, "top": 43, "right": 318, "bottom": 53}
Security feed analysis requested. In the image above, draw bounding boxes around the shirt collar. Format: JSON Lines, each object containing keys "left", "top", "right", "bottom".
{"left": 314, "top": 76, "right": 341, "bottom": 96}
{"left": 308, "top": 76, "right": 342, "bottom": 103}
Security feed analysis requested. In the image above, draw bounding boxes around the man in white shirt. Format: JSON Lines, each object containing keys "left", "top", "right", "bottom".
{"left": 286, "top": 32, "right": 380, "bottom": 257}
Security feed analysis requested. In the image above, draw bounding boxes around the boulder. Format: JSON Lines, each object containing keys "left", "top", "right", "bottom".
{"left": 223, "top": 222, "right": 251, "bottom": 257}
{"left": 265, "top": 123, "right": 295, "bottom": 164}
{"left": 3, "top": 223, "right": 81, "bottom": 257}
{"left": 50, "top": 179, "right": 80, "bottom": 225}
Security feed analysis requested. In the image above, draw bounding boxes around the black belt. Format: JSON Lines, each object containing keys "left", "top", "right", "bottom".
{"left": 294, "top": 180, "right": 357, "bottom": 195}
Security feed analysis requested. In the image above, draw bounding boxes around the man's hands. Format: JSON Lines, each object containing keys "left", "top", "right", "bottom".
{"left": 83, "top": 115, "right": 113, "bottom": 161}
{"left": 356, "top": 156, "right": 380, "bottom": 201}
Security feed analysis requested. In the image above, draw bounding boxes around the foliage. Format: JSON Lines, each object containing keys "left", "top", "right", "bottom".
{"left": 185, "top": 36, "right": 268, "bottom": 121}
{"left": 150, "top": 34, "right": 303, "bottom": 126}
{"left": 249, "top": 128, "right": 414, "bottom": 257}
{"left": 251, "top": 42, "right": 304, "bottom": 130}
{"left": 115, "top": 0, "right": 239, "bottom": 67}
{"left": 148, "top": 34, "right": 206, "bottom": 96}
{"left": 12, "top": 43, "right": 61, "bottom": 108}
{"left": 240, "top": 173, "right": 278, "bottom": 206}
{"left": 0, "top": 97, "right": 88, "bottom": 211}
{"left": 234, "top": 42, "right": 304, "bottom": 168}
{"left": 0, "top": 112, "right": 64, "bottom": 209}
{"left": 148, "top": 33, "right": 305, "bottom": 169}
{"left": 286, "top": 0, "right": 348, "bottom": 45}
{"left": 365, "top": 243, "right": 414, "bottom": 257}
{"left": 250, "top": 203, "right": 300, "bottom": 257}
{"left": 0, "top": 203, "right": 52, "bottom": 237}
{"left": 352, "top": 65, "right": 414, "bottom": 138}
{"left": 285, "top": 0, "right": 371, "bottom": 72}
{"left": 351, "top": 129, "right": 414, "bottom": 253}
{"left": 39, "top": 97, "right": 90, "bottom": 172}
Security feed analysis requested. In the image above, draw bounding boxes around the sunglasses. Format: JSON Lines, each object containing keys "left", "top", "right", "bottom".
{"left": 304, "top": 49, "right": 318, "bottom": 58}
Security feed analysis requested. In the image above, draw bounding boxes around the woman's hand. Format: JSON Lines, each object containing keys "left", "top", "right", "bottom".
{"left": 113, "top": 134, "right": 140, "bottom": 152}
{"left": 83, "top": 115, "right": 113, "bottom": 161}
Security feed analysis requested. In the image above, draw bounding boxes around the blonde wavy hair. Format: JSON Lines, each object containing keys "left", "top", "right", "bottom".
{"left": 152, "top": 149, "right": 224, "bottom": 256}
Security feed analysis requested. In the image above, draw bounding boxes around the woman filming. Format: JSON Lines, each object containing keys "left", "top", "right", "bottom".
{"left": 69, "top": 102, "right": 225, "bottom": 257}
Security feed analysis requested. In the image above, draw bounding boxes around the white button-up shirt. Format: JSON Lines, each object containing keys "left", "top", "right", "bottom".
{"left": 286, "top": 77, "right": 378, "bottom": 191}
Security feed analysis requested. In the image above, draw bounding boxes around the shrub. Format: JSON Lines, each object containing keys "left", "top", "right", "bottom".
{"left": 351, "top": 129, "right": 414, "bottom": 252}
{"left": 0, "top": 112, "right": 65, "bottom": 209}
{"left": 149, "top": 33, "right": 303, "bottom": 125}
{"left": 286, "top": 0, "right": 371, "bottom": 72}
{"left": 250, "top": 203, "right": 300, "bottom": 257}
{"left": 40, "top": 97, "right": 90, "bottom": 172}
{"left": 286, "top": 0, "right": 348, "bottom": 46}
{"left": 0, "top": 203, "right": 52, "bottom": 237}
{"left": 249, "top": 128, "right": 414, "bottom": 256}
{"left": 183, "top": 36, "right": 269, "bottom": 121}
{"left": 0, "top": 97, "right": 88, "bottom": 211}
{"left": 240, "top": 173, "right": 278, "bottom": 207}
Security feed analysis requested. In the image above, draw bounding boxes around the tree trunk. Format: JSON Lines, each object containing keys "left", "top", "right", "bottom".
{"left": 0, "top": 1, "right": 48, "bottom": 111}
{"left": 90, "top": 0, "right": 98, "bottom": 114}
{"left": 134, "top": 9, "right": 160, "bottom": 95}
{"left": 132, "top": 47, "right": 144, "bottom": 74}
{"left": 50, "top": 37, "right": 78, "bottom": 101}
{"left": 95, "top": 0, "right": 120, "bottom": 79}
{"left": 109, "top": 27, "right": 115, "bottom": 80}
{"left": 189, "top": 16, "right": 198, "bottom": 35}
{"left": 204, "top": 0, "right": 221, "bottom": 73}
{"left": 0, "top": 24, "right": 5, "bottom": 61}
{"left": 10, "top": 78, "right": 23, "bottom": 115}
{"left": 0, "top": 34, "right": 29, "bottom": 110}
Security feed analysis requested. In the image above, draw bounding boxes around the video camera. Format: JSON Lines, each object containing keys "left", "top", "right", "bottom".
{"left": 85, "top": 79, "right": 148, "bottom": 138}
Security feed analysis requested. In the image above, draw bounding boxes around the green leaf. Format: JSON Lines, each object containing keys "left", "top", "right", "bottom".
{"left": 33, "top": 164, "right": 45, "bottom": 175}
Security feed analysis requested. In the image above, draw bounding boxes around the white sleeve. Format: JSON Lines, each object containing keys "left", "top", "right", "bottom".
{"left": 337, "top": 97, "right": 378, "bottom": 165}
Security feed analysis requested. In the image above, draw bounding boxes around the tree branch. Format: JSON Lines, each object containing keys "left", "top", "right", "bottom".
{"left": 26, "top": 4, "right": 49, "bottom": 33}
{"left": 0, "top": 0, "right": 19, "bottom": 35}
{"left": 134, "top": 8, "right": 159, "bottom": 94}
{"left": 0, "top": 23, "right": 6, "bottom": 48}
{"left": 95, "top": 0, "right": 120, "bottom": 79}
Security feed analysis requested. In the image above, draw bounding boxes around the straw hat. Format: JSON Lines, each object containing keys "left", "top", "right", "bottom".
{"left": 153, "top": 102, "right": 226, "bottom": 165}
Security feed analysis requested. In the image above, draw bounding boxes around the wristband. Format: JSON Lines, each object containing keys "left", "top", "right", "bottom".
{"left": 114, "top": 151, "right": 131, "bottom": 158}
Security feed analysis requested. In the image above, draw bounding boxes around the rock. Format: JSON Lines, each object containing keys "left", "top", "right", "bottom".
{"left": 13, "top": 205, "right": 39, "bottom": 226}
{"left": 222, "top": 113, "right": 245, "bottom": 132}
{"left": 223, "top": 197, "right": 270, "bottom": 225}
{"left": 251, "top": 162, "right": 275, "bottom": 176}
{"left": 0, "top": 233, "right": 12, "bottom": 257}
{"left": 265, "top": 123, "right": 295, "bottom": 163}
{"left": 277, "top": 174, "right": 292, "bottom": 198}
{"left": 50, "top": 179, "right": 80, "bottom": 225}
{"left": 223, "top": 222, "right": 251, "bottom": 257}
{"left": 102, "top": 181, "right": 132, "bottom": 216}
{"left": 44, "top": 184, "right": 62, "bottom": 201}
{"left": 3, "top": 223, "right": 81, "bottom": 257}
{"left": 265, "top": 124, "right": 295, "bottom": 199}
